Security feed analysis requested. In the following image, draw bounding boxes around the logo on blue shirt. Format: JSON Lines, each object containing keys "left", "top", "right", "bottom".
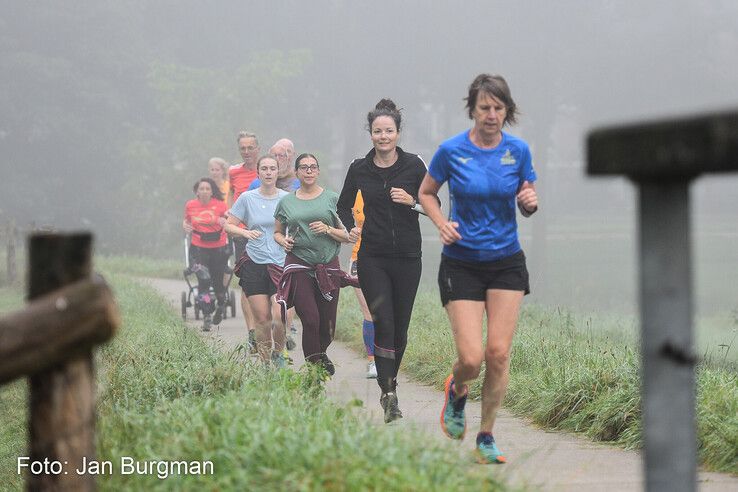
{"left": 501, "top": 150, "right": 516, "bottom": 165}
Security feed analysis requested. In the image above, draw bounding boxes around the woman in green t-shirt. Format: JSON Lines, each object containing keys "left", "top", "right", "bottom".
{"left": 274, "top": 153, "right": 355, "bottom": 374}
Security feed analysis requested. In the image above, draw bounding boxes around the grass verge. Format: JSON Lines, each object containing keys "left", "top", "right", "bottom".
{"left": 96, "top": 254, "right": 184, "bottom": 280}
{"left": 0, "top": 279, "right": 506, "bottom": 491}
{"left": 336, "top": 290, "right": 738, "bottom": 475}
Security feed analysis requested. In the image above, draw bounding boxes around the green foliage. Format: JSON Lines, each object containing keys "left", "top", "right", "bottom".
{"left": 0, "top": 286, "right": 23, "bottom": 313}
{"left": 96, "top": 254, "right": 183, "bottom": 280}
{"left": 0, "top": 287, "right": 27, "bottom": 491}
{"left": 2, "top": 4, "right": 313, "bottom": 256}
{"left": 0, "top": 380, "right": 26, "bottom": 492}
{"left": 0, "top": 278, "right": 506, "bottom": 491}
{"left": 336, "top": 290, "right": 738, "bottom": 475}
{"left": 112, "top": 50, "right": 312, "bottom": 256}
{"left": 696, "top": 369, "right": 738, "bottom": 473}
{"left": 148, "top": 49, "right": 311, "bottom": 164}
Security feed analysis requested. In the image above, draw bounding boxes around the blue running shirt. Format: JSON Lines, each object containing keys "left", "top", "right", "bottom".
{"left": 428, "top": 130, "right": 537, "bottom": 262}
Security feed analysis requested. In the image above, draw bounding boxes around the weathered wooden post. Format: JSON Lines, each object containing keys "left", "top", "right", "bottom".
{"left": 27, "top": 233, "right": 97, "bottom": 491}
{"left": 587, "top": 111, "right": 738, "bottom": 492}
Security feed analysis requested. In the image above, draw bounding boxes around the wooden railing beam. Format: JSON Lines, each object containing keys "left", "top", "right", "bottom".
{"left": 0, "top": 278, "right": 119, "bottom": 385}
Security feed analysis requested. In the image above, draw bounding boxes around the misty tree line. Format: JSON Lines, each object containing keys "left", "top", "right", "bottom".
{"left": 0, "top": 3, "right": 313, "bottom": 255}
{"left": 2, "top": 2, "right": 737, "bottom": 259}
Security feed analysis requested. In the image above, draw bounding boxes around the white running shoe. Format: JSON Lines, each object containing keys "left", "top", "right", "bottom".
{"left": 366, "top": 361, "right": 377, "bottom": 379}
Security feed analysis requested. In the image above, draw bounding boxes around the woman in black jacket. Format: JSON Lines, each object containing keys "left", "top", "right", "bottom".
{"left": 337, "top": 99, "right": 428, "bottom": 423}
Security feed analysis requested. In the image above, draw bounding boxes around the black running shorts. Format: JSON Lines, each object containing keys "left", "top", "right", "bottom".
{"left": 239, "top": 261, "right": 277, "bottom": 297}
{"left": 437, "top": 250, "right": 530, "bottom": 306}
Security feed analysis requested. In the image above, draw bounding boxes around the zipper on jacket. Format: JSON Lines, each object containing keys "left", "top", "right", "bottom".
{"left": 384, "top": 178, "right": 397, "bottom": 252}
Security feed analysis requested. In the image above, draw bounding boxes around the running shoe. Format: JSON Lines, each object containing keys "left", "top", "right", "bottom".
{"left": 440, "top": 374, "right": 467, "bottom": 439}
{"left": 366, "top": 361, "right": 377, "bottom": 379}
{"left": 271, "top": 351, "right": 287, "bottom": 369}
{"left": 475, "top": 433, "right": 506, "bottom": 464}
{"left": 212, "top": 304, "right": 225, "bottom": 325}
{"left": 282, "top": 348, "right": 294, "bottom": 365}
{"left": 286, "top": 334, "right": 297, "bottom": 351}
{"left": 320, "top": 354, "right": 335, "bottom": 376}
{"left": 248, "top": 330, "right": 257, "bottom": 354}
{"left": 380, "top": 392, "right": 403, "bottom": 423}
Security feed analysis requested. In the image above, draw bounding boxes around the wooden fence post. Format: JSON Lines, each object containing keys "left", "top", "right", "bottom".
{"left": 27, "top": 233, "right": 96, "bottom": 491}
{"left": 587, "top": 110, "right": 738, "bottom": 492}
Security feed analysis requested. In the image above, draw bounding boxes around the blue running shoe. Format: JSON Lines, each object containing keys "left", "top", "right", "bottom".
{"left": 475, "top": 432, "right": 506, "bottom": 464}
{"left": 248, "top": 330, "right": 257, "bottom": 354}
{"left": 271, "top": 351, "right": 287, "bottom": 369}
{"left": 440, "top": 374, "right": 467, "bottom": 439}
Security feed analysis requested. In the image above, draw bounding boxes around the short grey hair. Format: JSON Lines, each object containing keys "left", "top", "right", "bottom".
{"left": 236, "top": 131, "right": 258, "bottom": 145}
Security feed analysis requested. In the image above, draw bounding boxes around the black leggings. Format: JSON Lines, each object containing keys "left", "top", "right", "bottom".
{"left": 357, "top": 255, "right": 421, "bottom": 393}
{"left": 189, "top": 244, "right": 228, "bottom": 305}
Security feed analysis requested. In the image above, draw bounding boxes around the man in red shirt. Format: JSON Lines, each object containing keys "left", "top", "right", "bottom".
{"left": 229, "top": 131, "right": 260, "bottom": 205}
{"left": 228, "top": 131, "right": 260, "bottom": 350}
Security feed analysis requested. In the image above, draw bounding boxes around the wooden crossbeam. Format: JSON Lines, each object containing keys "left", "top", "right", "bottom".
{"left": 0, "top": 278, "right": 119, "bottom": 385}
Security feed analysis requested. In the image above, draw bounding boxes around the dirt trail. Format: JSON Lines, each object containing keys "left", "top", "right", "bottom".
{"left": 143, "top": 277, "right": 737, "bottom": 491}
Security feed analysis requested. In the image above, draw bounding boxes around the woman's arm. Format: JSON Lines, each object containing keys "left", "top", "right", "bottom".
{"left": 224, "top": 214, "right": 261, "bottom": 240}
{"left": 327, "top": 224, "right": 350, "bottom": 243}
{"left": 516, "top": 181, "right": 538, "bottom": 217}
{"left": 273, "top": 219, "right": 294, "bottom": 252}
{"left": 418, "top": 174, "right": 462, "bottom": 245}
{"left": 336, "top": 161, "right": 358, "bottom": 230}
{"left": 308, "top": 220, "right": 350, "bottom": 243}
{"left": 183, "top": 203, "right": 194, "bottom": 233}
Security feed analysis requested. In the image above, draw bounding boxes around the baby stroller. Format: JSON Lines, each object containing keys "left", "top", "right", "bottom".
{"left": 180, "top": 235, "right": 237, "bottom": 331}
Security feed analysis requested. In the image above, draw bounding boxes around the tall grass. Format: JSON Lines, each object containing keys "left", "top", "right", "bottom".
{"left": 0, "top": 287, "right": 29, "bottom": 491}
{"left": 336, "top": 290, "right": 738, "bottom": 475}
{"left": 96, "top": 254, "right": 184, "bottom": 280}
{"left": 0, "top": 279, "right": 507, "bottom": 491}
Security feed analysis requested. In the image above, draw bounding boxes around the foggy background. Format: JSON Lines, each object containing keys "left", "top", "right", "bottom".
{"left": 1, "top": 1, "right": 737, "bottom": 316}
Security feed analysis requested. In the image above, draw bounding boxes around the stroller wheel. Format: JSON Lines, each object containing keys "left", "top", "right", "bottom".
{"left": 180, "top": 292, "right": 187, "bottom": 320}
{"left": 229, "top": 290, "right": 237, "bottom": 317}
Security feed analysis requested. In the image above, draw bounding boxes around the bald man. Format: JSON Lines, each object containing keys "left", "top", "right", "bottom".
{"left": 248, "top": 138, "right": 300, "bottom": 192}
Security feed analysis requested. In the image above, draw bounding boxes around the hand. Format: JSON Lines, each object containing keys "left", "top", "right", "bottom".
{"left": 439, "top": 221, "right": 462, "bottom": 245}
{"left": 243, "top": 229, "right": 263, "bottom": 240}
{"left": 390, "top": 187, "right": 414, "bottom": 206}
{"left": 281, "top": 235, "right": 295, "bottom": 252}
{"left": 183, "top": 221, "right": 193, "bottom": 233}
{"left": 348, "top": 227, "right": 362, "bottom": 243}
{"left": 516, "top": 181, "right": 538, "bottom": 213}
{"left": 309, "top": 221, "right": 330, "bottom": 235}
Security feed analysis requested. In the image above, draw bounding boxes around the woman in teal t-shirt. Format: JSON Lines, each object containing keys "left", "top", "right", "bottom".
{"left": 274, "top": 153, "right": 355, "bottom": 375}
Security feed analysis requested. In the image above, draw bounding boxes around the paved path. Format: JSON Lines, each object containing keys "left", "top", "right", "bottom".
{"left": 144, "top": 277, "right": 737, "bottom": 491}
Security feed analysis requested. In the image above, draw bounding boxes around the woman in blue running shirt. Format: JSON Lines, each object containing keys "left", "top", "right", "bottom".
{"left": 418, "top": 74, "right": 539, "bottom": 464}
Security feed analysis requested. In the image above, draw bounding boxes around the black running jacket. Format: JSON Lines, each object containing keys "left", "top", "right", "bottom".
{"left": 337, "top": 147, "right": 427, "bottom": 258}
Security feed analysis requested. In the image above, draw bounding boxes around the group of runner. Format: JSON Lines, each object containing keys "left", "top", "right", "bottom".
{"left": 182, "top": 73, "right": 539, "bottom": 464}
